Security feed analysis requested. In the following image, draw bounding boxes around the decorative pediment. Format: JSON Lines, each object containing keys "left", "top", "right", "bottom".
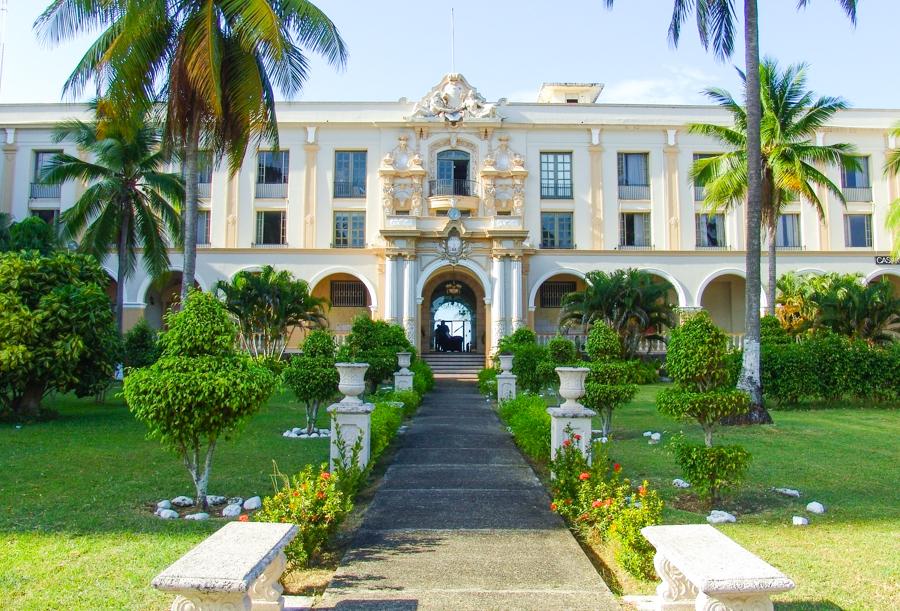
{"left": 481, "top": 136, "right": 527, "bottom": 176}
{"left": 409, "top": 73, "right": 501, "bottom": 125}
{"left": 379, "top": 136, "right": 426, "bottom": 175}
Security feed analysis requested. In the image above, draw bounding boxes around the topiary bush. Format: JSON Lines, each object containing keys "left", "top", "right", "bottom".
{"left": 409, "top": 359, "right": 434, "bottom": 394}
{"left": 585, "top": 322, "right": 622, "bottom": 362}
{"left": 657, "top": 311, "right": 751, "bottom": 505}
{"left": 370, "top": 400, "right": 404, "bottom": 460}
{"left": 547, "top": 335, "right": 578, "bottom": 365}
{"left": 283, "top": 331, "right": 339, "bottom": 434}
{"left": 510, "top": 343, "right": 553, "bottom": 394}
{"left": 123, "top": 318, "right": 160, "bottom": 370}
{"left": 760, "top": 314, "right": 793, "bottom": 346}
{"left": 669, "top": 437, "right": 752, "bottom": 504}
{"left": 338, "top": 315, "right": 415, "bottom": 392}
{"left": 124, "top": 290, "right": 276, "bottom": 509}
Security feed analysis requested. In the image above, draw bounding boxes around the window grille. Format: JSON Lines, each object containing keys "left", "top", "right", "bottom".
{"left": 331, "top": 280, "right": 367, "bottom": 307}
{"left": 540, "top": 281, "right": 576, "bottom": 308}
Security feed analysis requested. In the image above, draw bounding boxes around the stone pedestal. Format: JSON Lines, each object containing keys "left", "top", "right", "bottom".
{"left": 497, "top": 372, "right": 517, "bottom": 401}
{"left": 548, "top": 367, "right": 594, "bottom": 462}
{"left": 394, "top": 351, "right": 414, "bottom": 391}
{"left": 497, "top": 353, "right": 516, "bottom": 402}
{"left": 328, "top": 363, "right": 375, "bottom": 471}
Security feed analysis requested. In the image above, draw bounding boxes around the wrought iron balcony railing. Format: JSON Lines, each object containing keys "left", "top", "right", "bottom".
{"left": 428, "top": 179, "right": 478, "bottom": 198}
{"left": 618, "top": 184, "right": 651, "bottom": 200}
{"left": 842, "top": 186, "right": 872, "bottom": 202}
{"left": 197, "top": 182, "right": 212, "bottom": 199}
{"left": 255, "top": 182, "right": 288, "bottom": 199}
{"left": 333, "top": 181, "right": 367, "bottom": 198}
{"left": 540, "top": 183, "right": 573, "bottom": 199}
{"left": 30, "top": 183, "right": 61, "bottom": 199}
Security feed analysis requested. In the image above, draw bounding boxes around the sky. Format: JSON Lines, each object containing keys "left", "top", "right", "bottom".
{"left": 1, "top": 0, "right": 898, "bottom": 109}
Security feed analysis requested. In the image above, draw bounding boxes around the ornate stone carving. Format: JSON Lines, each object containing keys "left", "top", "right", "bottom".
{"left": 695, "top": 592, "right": 774, "bottom": 611}
{"left": 410, "top": 73, "right": 499, "bottom": 124}
{"left": 654, "top": 552, "right": 698, "bottom": 609}
{"left": 436, "top": 228, "right": 471, "bottom": 266}
{"left": 248, "top": 551, "right": 286, "bottom": 610}
{"left": 380, "top": 135, "right": 426, "bottom": 217}
{"left": 481, "top": 136, "right": 527, "bottom": 216}
{"left": 171, "top": 592, "right": 247, "bottom": 610}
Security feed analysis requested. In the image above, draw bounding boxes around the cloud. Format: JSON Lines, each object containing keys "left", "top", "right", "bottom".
{"left": 600, "top": 65, "right": 720, "bottom": 105}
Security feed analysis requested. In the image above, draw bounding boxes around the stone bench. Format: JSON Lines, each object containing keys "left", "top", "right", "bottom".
{"left": 152, "top": 522, "right": 298, "bottom": 611}
{"left": 642, "top": 524, "right": 794, "bottom": 611}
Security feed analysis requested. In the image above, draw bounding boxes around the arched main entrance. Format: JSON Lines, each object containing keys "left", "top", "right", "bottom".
{"left": 419, "top": 267, "right": 486, "bottom": 353}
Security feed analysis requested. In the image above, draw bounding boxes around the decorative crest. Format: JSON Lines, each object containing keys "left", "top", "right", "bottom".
{"left": 436, "top": 228, "right": 471, "bottom": 266}
{"left": 410, "top": 73, "right": 499, "bottom": 125}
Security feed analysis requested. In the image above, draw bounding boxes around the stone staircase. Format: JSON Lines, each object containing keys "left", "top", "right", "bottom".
{"left": 421, "top": 352, "right": 486, "bottom": 381}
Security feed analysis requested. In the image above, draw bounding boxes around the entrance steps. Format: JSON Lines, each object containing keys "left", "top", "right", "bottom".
{"left": 421, "top": 352, "right": 486, "bottom": 381}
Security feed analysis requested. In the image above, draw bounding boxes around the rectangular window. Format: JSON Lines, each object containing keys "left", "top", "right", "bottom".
{"left": 617, "top": 152, "right": 650, "bottom": 199}
{"left": 841, "top": 156, "right": 871, "bottom": 202}
{"left": 197, "top": 210, "right": 211, "bottom": 245}
{"left": 333, "top": 212, "right": 366, "bottom": 248}
{"left": 540, "top": 281, "right": 577, "bottom": 308}
{"left": 540, "top": 152, "right": 573, "bottom": 199}
{"left": 776, "top": 214, "right": 801, "bottom": 248}
{"left": 693, "top": 153, "right": 714, "bottom": 201}
{"left": 334, "top": 151, "right": 367, "bottom": 198}
{"left": 540, "top": 212, "right": 574, "bottom": 249}
{"left": 197, "top": 151, "right": 213, "bottom": 184}
{"left": 255, "top": 211, "right": 286, "bottom": 245}
{"left": 695, "top": 213, "right": 726, "bottom": 247}
{"left": 844, "top": 213, "right": 872, "bottom": 248}
{"left": 30, "top": 209, "right": 59, "bottom": 225}
{"left": 31, "top": 151, "right": 62, "bottom": 199}
{"left": 619, "top": 212, "right": 652, "bottom": 247}
{"left": 331, "top": 280, "right": 367, "bottom": 307}
{"left": 256, "top": 151, "right": 289, "bottom": 198}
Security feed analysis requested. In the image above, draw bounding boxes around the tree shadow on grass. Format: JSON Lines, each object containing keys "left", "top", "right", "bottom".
{"left": 776, "top": 601, "right": 843, "bottom": 610}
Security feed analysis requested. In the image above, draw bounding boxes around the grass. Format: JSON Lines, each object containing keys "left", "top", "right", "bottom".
{"left": 0, "top": 384, "right": 331, "bottom": 610}
{"left": 597, "top": 384, "right": 900, "bottom": 610}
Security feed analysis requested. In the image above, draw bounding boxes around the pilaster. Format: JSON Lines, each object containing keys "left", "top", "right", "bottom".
{"left": 588, "top": 141, "right": 605, "bottom": 249}
{"left": 510, "top": 256, "right": 524, "bottom": 330}
{"left": 490, "top": 255, "right": 507, "bottom": 352}
{"left": 1, "top": 131, "right": 17, "bottom": 215}
{"left": 383, "top": 255, "right": 398, "bottom": 324}
{"left": 664, "top": 131, "right": 681, "bottom": 250}
{"left": 401, "top": 255, "right": 417, "bottom": 346}
{"left": 303, "top": 142, "right": 319, "bottom": 248}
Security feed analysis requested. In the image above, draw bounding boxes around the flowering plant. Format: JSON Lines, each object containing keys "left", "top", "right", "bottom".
{"left": 254, "top": 461, "right": 351, "bottom": 568}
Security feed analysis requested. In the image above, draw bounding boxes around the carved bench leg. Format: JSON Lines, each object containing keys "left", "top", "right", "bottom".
{"left": 171, "top": 591, "right": 252, "bottom": 610}
{"left": 695, "top": 592, "right": 774, "bottom": 611}
{"left": 249, "top": 551, "right": 287, "bottom": 611}
{"left": 654, "top": 552, "right": 698, "bottom": 610}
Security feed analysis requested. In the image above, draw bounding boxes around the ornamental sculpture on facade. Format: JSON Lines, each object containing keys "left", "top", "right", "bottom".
{"left": 380, "top": 135, "right": 426, "bottom": 216}
{"left": 410, "top": 73, "right": 499, "bottom": 124}
{"left": 481, "top": 136, "right": 527, "bottom": 215}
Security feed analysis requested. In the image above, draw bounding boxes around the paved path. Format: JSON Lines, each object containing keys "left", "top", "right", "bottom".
{"left": 315, "top": 380, "right": 618, "bottom": 610}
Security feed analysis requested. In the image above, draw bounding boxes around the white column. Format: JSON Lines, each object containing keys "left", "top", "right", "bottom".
{"left": 491, "top": 256, "right": 506, "bottom": 352}
{"left": 510, "top": 257, "right": 523, "bottom": 330}
{"left": 402, "top": 256, "right": 416, "bottom": 346}
{"left": 384, "top": 256, "right": 397, "bottom": 324}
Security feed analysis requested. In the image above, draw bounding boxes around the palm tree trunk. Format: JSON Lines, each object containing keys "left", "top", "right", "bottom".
{"left": 735, "top": 0, "right": 773, "bottom": 425}
{"left": 767, "top": 219, "right": 777, "bottom": 316}
{"left": 180, "top": 120, "right": 200, "bottom": 303}
{"left": 116, "top": 211, "right": 130, "bottom": 335}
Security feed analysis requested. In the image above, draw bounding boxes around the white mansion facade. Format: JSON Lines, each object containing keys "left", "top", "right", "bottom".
{"left": 1, "top": 74, "right": 897, "bottom": 353}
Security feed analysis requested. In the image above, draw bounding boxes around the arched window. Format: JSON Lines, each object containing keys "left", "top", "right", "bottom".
{"left": 435, "top": 150, "right": 471, "bottom": 195}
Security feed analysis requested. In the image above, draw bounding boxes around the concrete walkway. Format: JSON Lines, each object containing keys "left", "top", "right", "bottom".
{"left": 315, "top": 380, "right": 618, "bottom": 610}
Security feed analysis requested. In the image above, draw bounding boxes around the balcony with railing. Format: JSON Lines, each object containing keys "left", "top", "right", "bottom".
{"left": 333, "top": 181, "right": 366, "bottom": 198}
{"left": 540, "top": 183, "right": 573, "bottom": 199}
{"left": 616, "top": 243, "right": 655, "bottom": 251}
{"left": 255, "top": 182, "right": 288, "bottom": 199}
{"left": 30, "top": 183, "right": 61, "bottom": 200}
{"left": 428, "top": 179, "right": 479, "bottom": 198}
{"left": 693, "top": 185, "right": 706, "bottom": 201}
{"left": 842, "top": 186, "right": 872, "bottom": 202}
{"left": 197, "top": 182, "right": 212, "bottom": 199}
{"left": 618, "top": 184, "right": 651, "bottom": 200}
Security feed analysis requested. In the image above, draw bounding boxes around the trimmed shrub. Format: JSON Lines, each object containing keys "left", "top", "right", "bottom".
{"left": 498, "top": 394, "right": 551, "bottom": 462}
{"left": 497, "top": 327, "right": 537, "bottom": 353}
{"left": 760, "top": 342, "right": 816, "bottom": 405}
{"left": 629, "top": 359, "right": 660, "bottom": 385}
{"left": 338, "top": 316, "right": 415, "bottom": 392}
{"left": 583, "top": 360, "right": 638, "bottom": 438}
{"left": 760, "top": 314, "right": 793, "bottom": 345}
{"left": 669, "top": 438, "right": 751, "bottom": 504}
{"left": 123, "top": 319, "right": 160, "bottom": 370}
{"left": 410, "top": 359, "right": 434, "bottom": 394}
{"left": 254, "top": 463, "right": 350, "bottom": 568}
{"left": 585, "top": 323, "right": 622, "bottom": 361}
{"left": 511, "top": 343, "right": 552, "bottom": 394}
{"left": 283, "top": 331, "right": 339, "bottom": 434}
{"left": 370, "top": 401, "right": 404, "bottom": 460}
{"left": 381, "top": 389, "right": 421, "bottom": 418}
{"left": 547, "top": 335, "right": 578, "bottom": 364}
{"left": 656, "top": 388, "right": 750, "bottom": 446}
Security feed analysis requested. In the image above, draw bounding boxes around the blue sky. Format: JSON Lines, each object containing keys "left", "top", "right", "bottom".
{"left": 2, "top": 0, "right": 897, "bottom": 108}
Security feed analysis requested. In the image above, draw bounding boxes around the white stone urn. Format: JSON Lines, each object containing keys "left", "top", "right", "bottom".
{"left": 555, "top": 367, "right": 590, "bottom": 411}
{"left": 336, "top": 363, "right": 369, "bottom": 405}
{"left": 498, "top": 353, "right": 514, "bottom": 374}
{"left": 396, "top": 351, "right": 412, "bottom": 373}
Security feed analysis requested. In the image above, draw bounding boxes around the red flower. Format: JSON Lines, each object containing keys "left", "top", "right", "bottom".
{"left": 579, "top": 472, "right": 590, "bottom": 481}
{"left": 293, "top": 490, "right": 300, "bottom": 497}
{"left": 574, "top": 434, "right": 582, "bottom": 441}
{"left": 578, "top": 513, "right": 590, "bottom": 521}
{"left": 604, "top": 499, "right": 613, "bottom": 507}
{"left": 564, "top": 499, "right": 572, "bottom": 505}
{"left": 562, "top": 439, "right": 571, "bottom": 447}
{"left": 238, "top": 514, "right": 249, "bottom": 522}
{"left": 613, "top": 463, "right": 621, "bottom": 473}
{"left": 592, "top": 499, "right": 603, "bottom": 508}
{"left": 316, "top": 492, "right": 326, "bottom": 500}
{"left": 638, "top": 485, "right": 647, "bottom": 497}
{"left": 550, "top": 502, "right": 558, "bottom": 511}
{"left": 321, "top": 472, "right": 331, "bottom": 480}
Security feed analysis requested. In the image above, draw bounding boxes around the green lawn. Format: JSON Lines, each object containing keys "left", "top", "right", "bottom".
{"left": 0, "top": 385, "right": 330, "bottom": 610}
{"left": 602, "top": 384, "right": 899, "bottom": 610}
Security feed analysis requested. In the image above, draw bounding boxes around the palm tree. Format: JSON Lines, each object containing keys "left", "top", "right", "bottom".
{"left": 215, "top": 265, "right": 328, "bottom": 360}
{"left": 41, "top": 103, "right": 183, "bottom": 334}
{"left": 35, "top": 0, "right": 347, "bottom": 302}
{"left": 885, "top": 124, "right": 900, "bottom": 259}
{"left": 559, "top": 268, "right": 676, "bottom": 358}
{"left": 602, "top": 0, "right": 858, "bottom": 424}
{"left": 690, "top": 59, "right": 857, "bottom": 315}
